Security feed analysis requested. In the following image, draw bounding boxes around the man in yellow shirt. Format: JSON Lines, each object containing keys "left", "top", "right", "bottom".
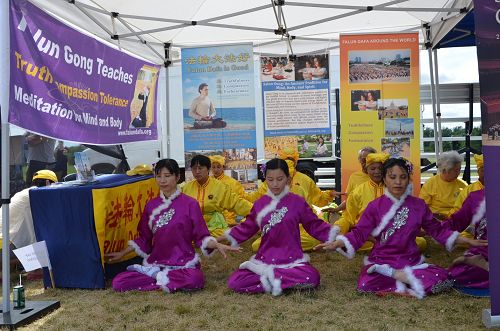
{"left": 182, "top": 155, "right": 252, "bottom": 237}
{"left": 420, "top": 150, "right": 467, "bottom": 219}
{"left": 208, "top": 155, "right": 246, "bottom": 225}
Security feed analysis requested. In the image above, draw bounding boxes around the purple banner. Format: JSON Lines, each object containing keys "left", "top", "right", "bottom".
{"left": 473, "top": 0, "right": 500, "bottom": 316}
{"left": 9, "top": 0, "right": 160, "bottom": 144}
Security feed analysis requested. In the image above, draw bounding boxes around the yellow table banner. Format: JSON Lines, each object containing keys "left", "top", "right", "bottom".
{"left": 92, "top": 177, "right": 159, "bottom": 264}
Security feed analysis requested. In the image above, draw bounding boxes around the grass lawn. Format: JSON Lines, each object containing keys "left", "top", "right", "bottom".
{"left": 6, "top": 239, "right": 489, "bottom": 330}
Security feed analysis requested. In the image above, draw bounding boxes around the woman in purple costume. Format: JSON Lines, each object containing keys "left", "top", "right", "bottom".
{"left": 316, "top": 158, "right": 486, "bottom": 298}
{"left": 445, "top": 189, "right": 489, "bottom": 288}
{"left": 107, "top": 159, "right": 238, "bottom": 293}
{"left": 220, "top": 158, "right": 339, "bottom": 296}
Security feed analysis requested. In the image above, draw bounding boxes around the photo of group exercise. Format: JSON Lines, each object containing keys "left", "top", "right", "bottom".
{"left": 260, "top": 56, "right": 295, "bottom": 81}
{"left": 381, "top": 136, "right": 411, "bottom": 158}
{"left": 348, "top": 49, "right": 411, "bottom": 84}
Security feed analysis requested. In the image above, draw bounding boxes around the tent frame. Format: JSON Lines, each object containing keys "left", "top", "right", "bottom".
{"left": 4, "top": 1, "right": 499, "bottom": 327}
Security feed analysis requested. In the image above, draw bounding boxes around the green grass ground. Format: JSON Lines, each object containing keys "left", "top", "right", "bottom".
{"left": 4, "top": 238, "right": 489, "bottom": 330}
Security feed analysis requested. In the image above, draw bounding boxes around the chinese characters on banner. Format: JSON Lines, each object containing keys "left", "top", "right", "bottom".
{"left": 92, "top": 178, "right": 159, "bottom": 263}
{"left": 473, "top": 0, "right": 500, "bottom": 316}
{"left": 181, "top": 44, "right": 258, "bottom": 190}
{"left": 339, "top": 33, "right": 421, "bottom": 194}
{"left": 261, "top": 55, "right": 332, "bottom": 159}
{"left": 9, "top": 0, "right": 160, "bottom": 144}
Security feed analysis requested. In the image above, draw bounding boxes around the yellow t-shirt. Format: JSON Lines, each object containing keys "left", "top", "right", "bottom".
{"left": 447, "top": 180, "right": 484, "bottom": 217}
{"left": 345, "top": 171, "right": 370, "bottom": 195}
{"left": 419, "top": 175, "right": 467, "bottom": 216}
{"left": 182, "top": 177, "right": 252, "bottom": 228}
{"left": 244, "top": 181, "right": 308, "bottom": 204}
{"left": 213, "top": 174, "right": 245, "bottom": 225}
{"left": 335, "top": 179, "right": 384, "bottom": 234}
{"left": 245, "top": 171, "right": 331, "bottom": 207}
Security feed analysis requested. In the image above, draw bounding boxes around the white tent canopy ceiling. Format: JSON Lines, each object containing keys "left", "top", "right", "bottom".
{"left": 33, "top": 0, "right": 473, "bottom": 65}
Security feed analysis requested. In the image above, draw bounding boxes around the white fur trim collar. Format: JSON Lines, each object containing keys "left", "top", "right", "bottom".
{"left": 148, "top": 188, "right": 182, "bottom": 230}
{"left": 371, "top": 184, "right": 413, "bottom": 237}
{"left": 256, "top": 186, "right": 290, "bottom": 226}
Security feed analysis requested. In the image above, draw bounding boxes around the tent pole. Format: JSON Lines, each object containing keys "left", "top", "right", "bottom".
{"left": 164, "top": 67, "right": 170, "bottom": 160}
{"left": 1, "top": 0, "right": 11, "bottom": 313}
{"left": 427, "top": 48, "right": 440, "bottom": 160}
{"left": 163, "top": 45, "right": 171, "bottom": 161}
{"left": 433, "top": 49, "right": 443, "bottom": 154}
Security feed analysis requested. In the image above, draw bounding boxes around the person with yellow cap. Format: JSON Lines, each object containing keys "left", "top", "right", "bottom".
{"left": 182, "top": 155, "right": 252, "bottom": 237}
{"left": 0, "top": 170, "right": 58, "bottom": 252}
{"left": 126, "top": 164, "right": 153, "bottom": 176}
{"left": 324, "top": 146, "right": 376, "bottom": 215}
{"left": 447, "top": 154, "right": 484, "bottom": 217}
{"left": 246, "top": 147, "right": 340, "bottom": 206}
{"left": 247, "top": 147, "right": 341, "bottom": 252}
{"left": 420, "top": 150, "right": 467, "bottom": 220}
{"left": 334, "top": 153, "right": 427, "bottom": 252}
{"left": 445, "top": 154, "right": 485, "bottom": 241}
{"left": 208, "top": 155, "right": 246, "bottom": 226}
{"left": 334, "top": 153, "right": 388, "bottom": 236}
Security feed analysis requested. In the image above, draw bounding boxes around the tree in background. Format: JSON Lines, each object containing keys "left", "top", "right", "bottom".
{"left": 422, "top": 125, "right": 482, "bottom": 153}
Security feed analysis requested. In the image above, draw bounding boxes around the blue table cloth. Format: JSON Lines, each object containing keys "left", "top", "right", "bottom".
{"left": 30, "top": 174, "right": 152, "bottom": 289}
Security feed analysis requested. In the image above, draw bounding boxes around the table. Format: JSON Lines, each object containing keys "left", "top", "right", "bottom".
{"left": 30, "top": 174, "right": 158, "bottom": 289}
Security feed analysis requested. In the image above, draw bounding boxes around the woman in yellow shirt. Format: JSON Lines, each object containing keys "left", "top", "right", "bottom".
{"left": 182, "top": 155, "right": 252, "bottom": 237}
{"left": 208, "top": 155, "right": 246, "bottom": 226}
{"left": 419, "top": 150, "right": 467, "bottom": 220}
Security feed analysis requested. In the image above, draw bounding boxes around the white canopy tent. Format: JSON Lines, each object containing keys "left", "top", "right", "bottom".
{"left": 30, "top": 0, "right": 472, "bottom": 62}
{"left": 1, "top": 0, "right": 475, "bottom": 315}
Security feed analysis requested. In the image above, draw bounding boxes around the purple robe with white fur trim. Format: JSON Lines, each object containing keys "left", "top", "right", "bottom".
{"left": 112, "top": 192, "right": 215, "bottom": 292}
{"left": 226, "top": 190, "right": 338, "bottom": 295}
{"left": 445, "top": 189, "right": 489, "bottom": 288}
{"left": 338, "top": 191, "right": 458, "bottom": 298}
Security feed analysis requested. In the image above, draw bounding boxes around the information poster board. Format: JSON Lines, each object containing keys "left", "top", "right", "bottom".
{"left": 339, "top": 33, "right": 420, "bottom": 194}
{"left": 181, "top": 44, "right": 257, "bottom": 190}
{"left": 261, "top": 54, "right": 332, "bottom": 159}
